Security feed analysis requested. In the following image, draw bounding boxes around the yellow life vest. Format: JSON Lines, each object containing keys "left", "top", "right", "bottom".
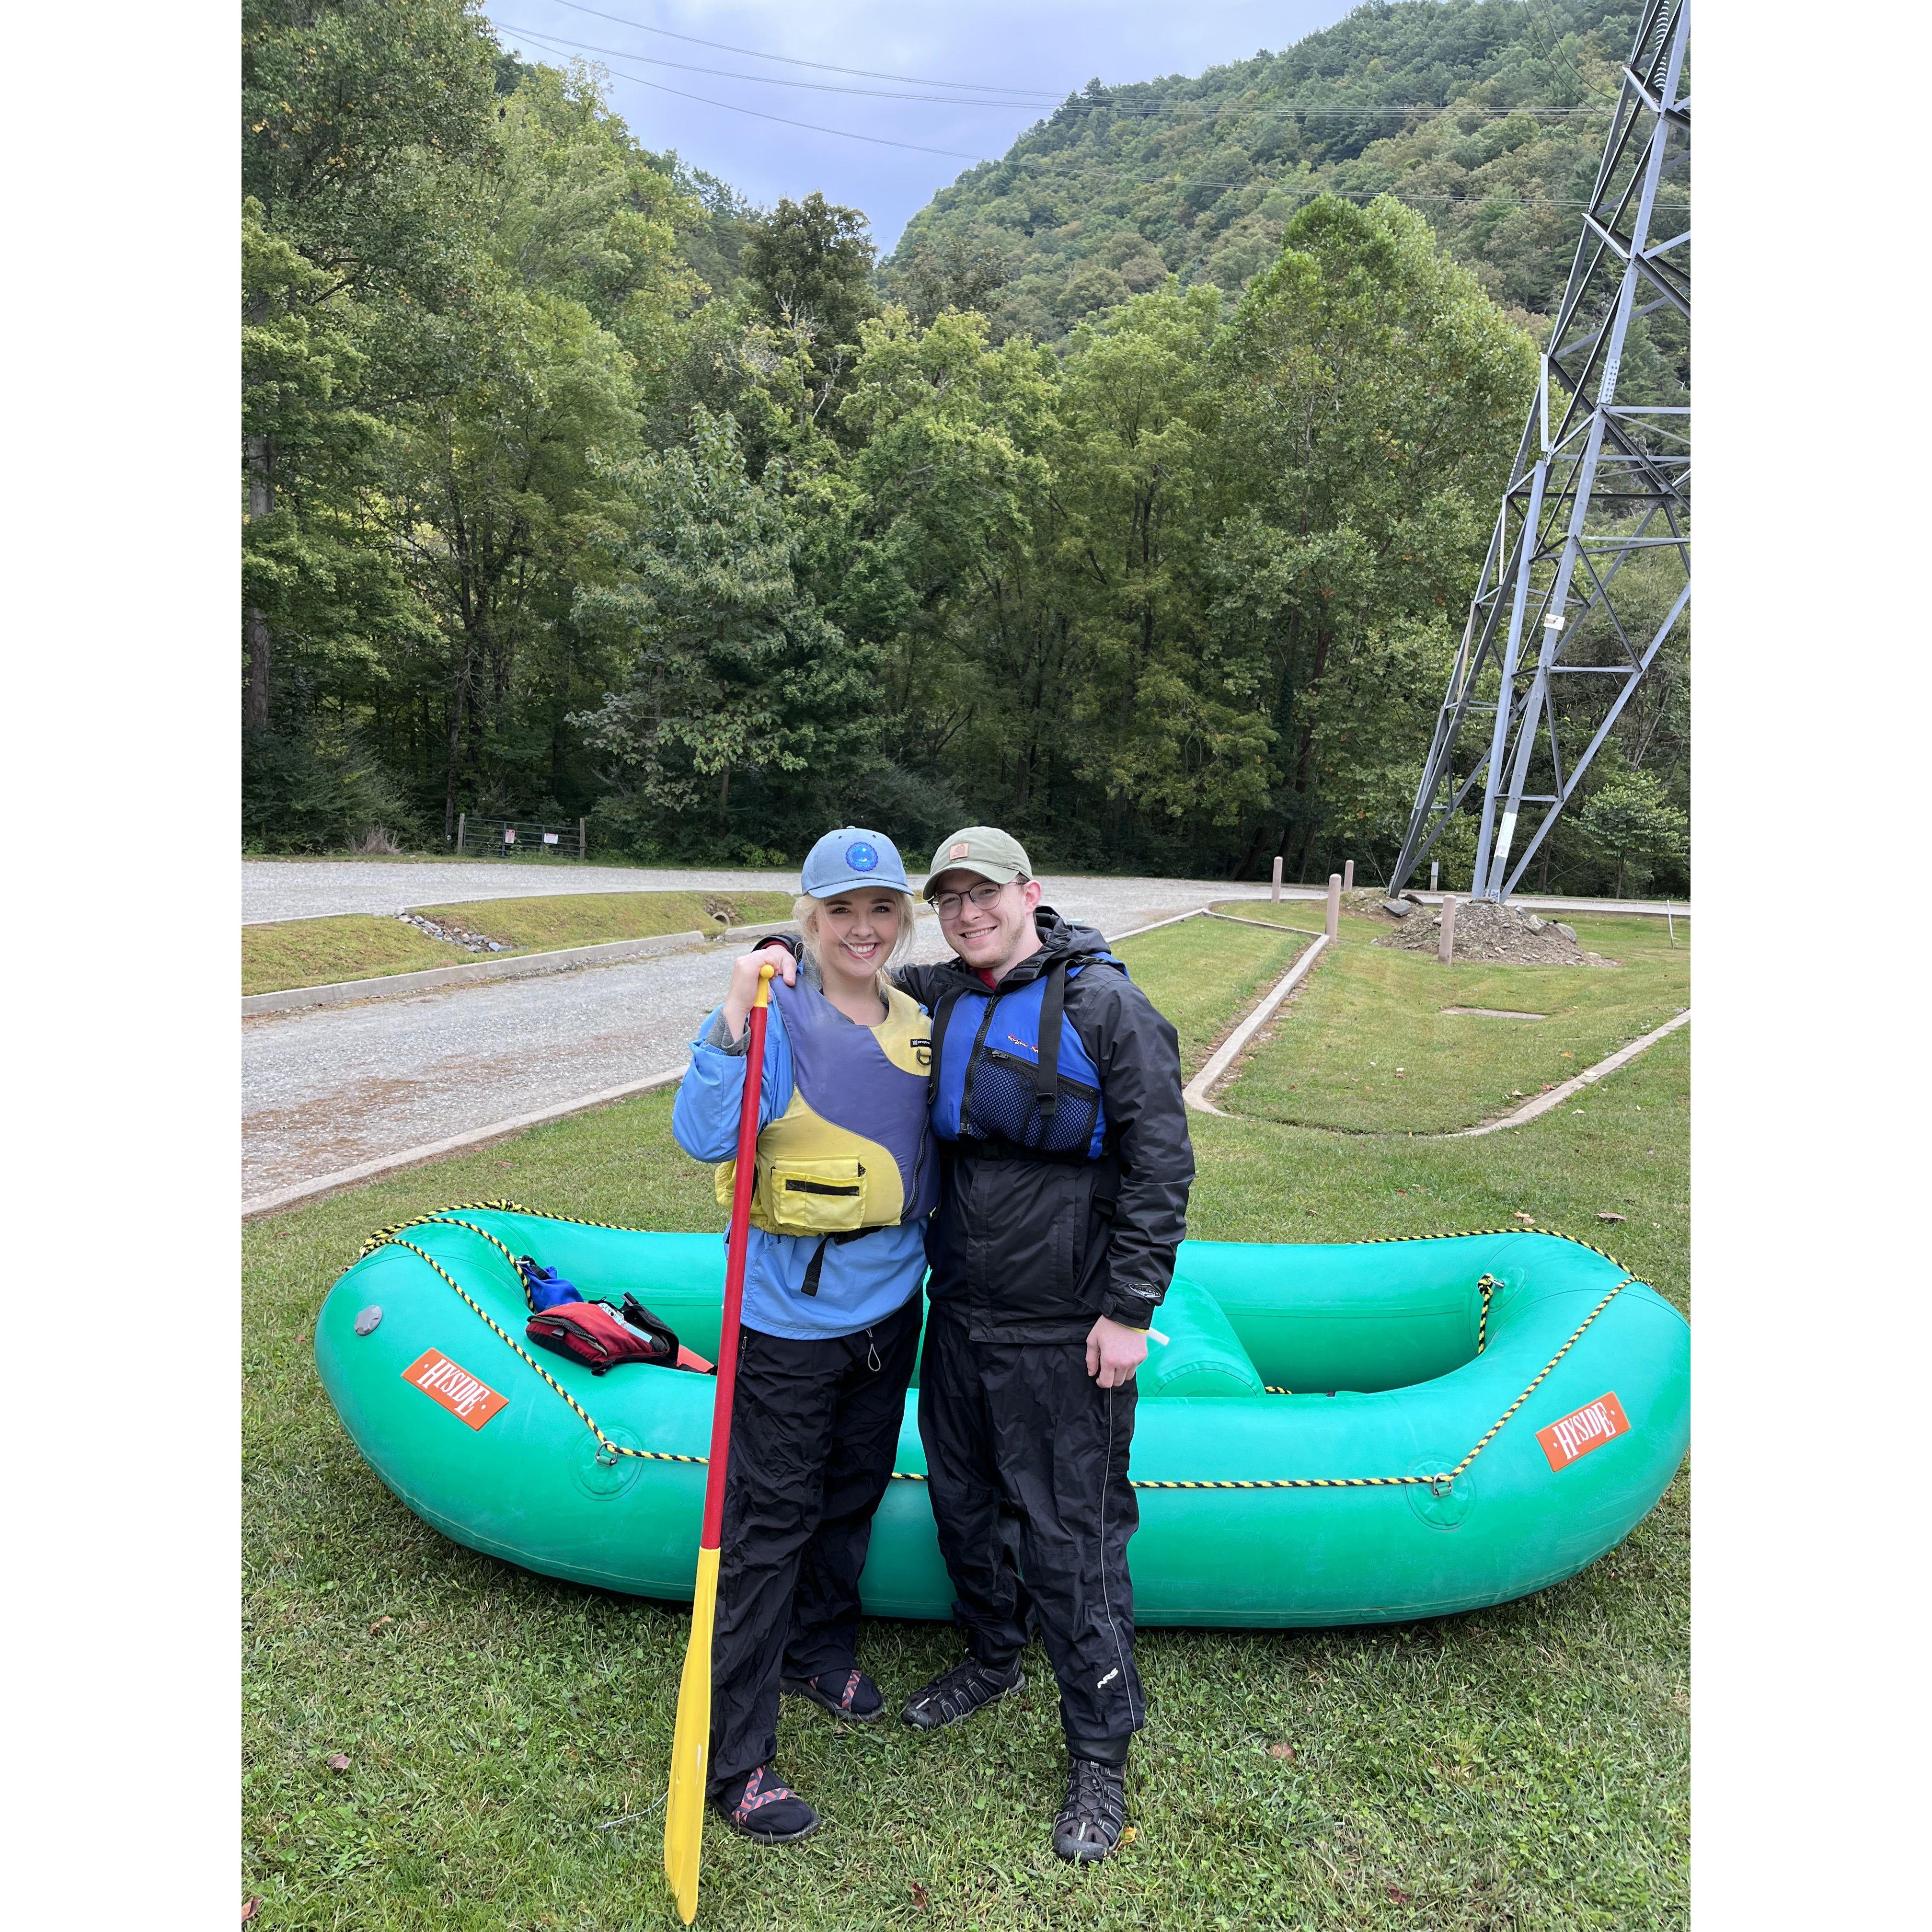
{"left": 714, "top": 974, "right": 937, "bottom": 1237}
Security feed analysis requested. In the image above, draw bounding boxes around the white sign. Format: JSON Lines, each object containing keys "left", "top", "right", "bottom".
{"left": 543, "top": 832, "right": 559, "bottom": 845}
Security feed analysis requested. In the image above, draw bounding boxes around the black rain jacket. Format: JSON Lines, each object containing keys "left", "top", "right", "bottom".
{"left": 896, "top": 908, "right": 1195, "bottom": 1344}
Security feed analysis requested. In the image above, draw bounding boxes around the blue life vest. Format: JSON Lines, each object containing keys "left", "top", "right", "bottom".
{"left": 715, "top": 971, "right": 939, "bottom": 1233}
{"left": 928, "top": 958, "right": 1120, "bottom": 1162}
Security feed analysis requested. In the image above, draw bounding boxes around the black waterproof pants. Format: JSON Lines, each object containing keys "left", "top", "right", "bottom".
{"left": 707, "top": 1292, "right": 921, "bottom": 1801}
{"left": 916, "top": 1303, "right": 1146, "bottom": 1762}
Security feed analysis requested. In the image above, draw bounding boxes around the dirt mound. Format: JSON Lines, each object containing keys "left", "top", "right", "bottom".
{"left": 1375, "top": 897, "right": 1614, "bottom": 966}
{"left": 1342, "top": 887, "right": 1408, "bottom": 921}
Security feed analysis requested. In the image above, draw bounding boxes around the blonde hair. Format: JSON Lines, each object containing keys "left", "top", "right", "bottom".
{"left": 793, "top": 887, "right": 917, "bottom": 991}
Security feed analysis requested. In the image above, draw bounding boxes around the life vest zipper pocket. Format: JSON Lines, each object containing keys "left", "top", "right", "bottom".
{"left": 765, "top": 1158, "right": 869, "bottom": 1234}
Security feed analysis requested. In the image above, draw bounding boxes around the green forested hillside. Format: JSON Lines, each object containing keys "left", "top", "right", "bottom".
{"left": 241, "top": 0, "right": 1686, "bottom": 893}
{"left": 888, "top": 0, "right": 1671, "bottom": 346}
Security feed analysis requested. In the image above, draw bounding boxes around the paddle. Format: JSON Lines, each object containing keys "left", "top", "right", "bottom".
{"left": 665, "top": 960, "right": 774, "bottom": 1924}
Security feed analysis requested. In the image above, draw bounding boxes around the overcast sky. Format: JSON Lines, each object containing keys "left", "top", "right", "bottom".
{"left": 481, "top": 0, "right": 1362, "bottom": 252}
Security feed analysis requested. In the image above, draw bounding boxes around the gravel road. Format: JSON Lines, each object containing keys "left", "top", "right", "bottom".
{"left": 243, "top": 861, "right": 796, "bottom": 924}
{"left": 242, "top": 870, "right": 1276, "bottom": 1200}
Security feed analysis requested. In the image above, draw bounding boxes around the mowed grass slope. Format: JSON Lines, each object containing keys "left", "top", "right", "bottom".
{"left": 243, "top": 918, "right": 1687, "bottom": 1931}
{"left": 243, "top": 916, "right": 471, "bottom": 996}
{"left": 242, "top": 893, "right": 797, "bottom": 996}
{"left": 1214, "top": 906, "right": 1690, "bottom": 1134}
{"left": 413, "top": 891, "right": 796, "bottom": 954}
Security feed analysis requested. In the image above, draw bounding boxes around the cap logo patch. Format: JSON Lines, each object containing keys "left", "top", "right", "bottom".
{"left": 949, "top": 841, "right": 971, "bottom": 858}
{"left": 845, "top": 841, "right": 879, "bottom": 872}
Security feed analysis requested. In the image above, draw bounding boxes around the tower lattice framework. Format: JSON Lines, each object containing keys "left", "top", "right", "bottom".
{"left": 1389, "top": 0, "right": 1689, "bottom": 904}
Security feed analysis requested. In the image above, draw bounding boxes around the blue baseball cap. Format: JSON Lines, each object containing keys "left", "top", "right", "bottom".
{"left": 800, "top": 827, "right": 911, "bottom": 897}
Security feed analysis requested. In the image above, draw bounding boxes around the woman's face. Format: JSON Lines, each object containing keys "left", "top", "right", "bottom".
{"left": 815, "top": 890, "right": 902, "bottom": 985}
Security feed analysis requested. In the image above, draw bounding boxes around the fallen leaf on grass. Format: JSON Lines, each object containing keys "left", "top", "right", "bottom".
{"left": 1118, "top": 1826, "right": 1138, "bottom": 1845}
{"left": 1513, "top": 1211, "right": 1535, "bottom": 1224}
{"left": 1596, "top": 1212, "right": 1626, "bottom": 1224}
{"left": 368, "top": 1616, "right": 393, "bottom": 1634}
{"left": 325, "top": 1754, "right": 351, "bottom": 1773}
{"left": 1386, "top": 1884, "right": 1411, "bottom": 1904}
{"left": 909, "top": 1882, "right": 930, "bottom": 1909}
{"left": 1268, "top": 1742, "right": 1296, "bottom": 1760}
{"left": 242, "top": 1902, "right": 261, "bottom": 1925}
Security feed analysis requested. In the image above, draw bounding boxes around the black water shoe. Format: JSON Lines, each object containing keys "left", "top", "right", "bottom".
{"left": 899, "top": 1654, "right": 1024, "bottom": 1731}
{"left": 714, "top": 1765, "right": 819, "bottom": 1844}
{"left": 1052, "top": 1757, "right": 1127, "bottom": 1863}
{"left": 781, "top": 1666, "right": 885, "bottom": 1722}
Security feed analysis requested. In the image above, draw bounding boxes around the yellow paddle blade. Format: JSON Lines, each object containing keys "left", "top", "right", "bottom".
{"left": 664, "top": 1544, "right": 720, "bottom": 1925}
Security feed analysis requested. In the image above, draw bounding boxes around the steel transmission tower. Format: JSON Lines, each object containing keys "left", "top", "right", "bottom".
{"left": 1389, "top": 0, "right": 1689, "bottom": 904}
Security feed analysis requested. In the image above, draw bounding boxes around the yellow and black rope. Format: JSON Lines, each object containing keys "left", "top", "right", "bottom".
{"left": 379, "top": 1238, "right": 708, "bottom": 1470}
{"left": 1132, "top": 1278, "right": 1630, "bottom": 1493}
{"left": 360, "top": 1203, "right": 1637, "bottom": 1495}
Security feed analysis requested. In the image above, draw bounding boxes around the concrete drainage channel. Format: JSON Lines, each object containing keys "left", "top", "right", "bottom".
{"left": 1170, "top": 908, "right": 1690, "bottom": 1136}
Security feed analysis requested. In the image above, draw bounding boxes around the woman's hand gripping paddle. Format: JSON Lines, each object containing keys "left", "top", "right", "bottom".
{"left": 665, "top": 962, "right": 773, "bottom": 1923}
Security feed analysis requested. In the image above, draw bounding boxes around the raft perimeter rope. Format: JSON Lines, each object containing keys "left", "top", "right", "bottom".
{"left": 1133, "top": 1277, "right": 1632, "bottom": 1495}
{"left": 359, "top": 1204, "right": 1639, "bottom": 1493}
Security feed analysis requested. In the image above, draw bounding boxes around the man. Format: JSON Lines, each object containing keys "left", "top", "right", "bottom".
{"left": 896, "top": 826, "right": 1193, "bottom": 1862}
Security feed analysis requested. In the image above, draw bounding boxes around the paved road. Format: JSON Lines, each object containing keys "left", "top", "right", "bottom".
{"left": 242, "top": 872, "right": 1254, "bottom": 1199}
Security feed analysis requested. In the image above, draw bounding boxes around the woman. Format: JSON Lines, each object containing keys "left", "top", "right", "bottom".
{"left": 670, "top": 827, "right": 935, "bottom": 1845}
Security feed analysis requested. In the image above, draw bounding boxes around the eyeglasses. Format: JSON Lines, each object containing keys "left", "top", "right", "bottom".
{"left": 931, "top": 881, "right": 1010, "bottom": 918}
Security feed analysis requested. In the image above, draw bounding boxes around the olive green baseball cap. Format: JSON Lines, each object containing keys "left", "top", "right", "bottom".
{"left": 923, "top": 826, "right": 1034, "bottom": 897}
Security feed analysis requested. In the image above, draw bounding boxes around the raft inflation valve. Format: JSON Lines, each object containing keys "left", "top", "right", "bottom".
{"left": 354, "top": 1306, "right": 383, "bottom": 1336}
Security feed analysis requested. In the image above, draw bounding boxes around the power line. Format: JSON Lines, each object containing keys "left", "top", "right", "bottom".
{"left": 530, "top": 0, "right": 1060, "bottom": 97}
{"left": 505, "top": 26, "right": 1642, "bottom": 210}
{"left": 506, "top": 5, "right": 1620, "bottom": 122}
{"left": 501, "top": 26, "right": 991, "bottom": 159}
{"left": 494, "top": 19, "right": 1054, "bottom": 105}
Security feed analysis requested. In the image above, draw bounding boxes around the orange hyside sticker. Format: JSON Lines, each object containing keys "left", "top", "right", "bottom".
{"left": 402, "top": 1350, "right": 508, "bottom": 1429}
{"left": 949, "top": 841, "right": 971, "bottom": 858}
{"left": 1538, "top": 1392, "right": 1631, "bottom": 1470}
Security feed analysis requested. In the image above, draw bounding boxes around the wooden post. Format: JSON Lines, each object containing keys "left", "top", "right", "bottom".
{"left": 1343, "top": 859, "right": 1355, "bottom": 891}
{"left": 1438, "top": 896, "right": 1459, "bottom": 964}
{"left": 1325, "top": 874, "right": 1341, "bottom": 940}
{"left": 578, "top": 817, "right": 586, "bottom": 862}
{"left": 455, "top": 810, "right": 465, "bottom": 855}
{"left": 1270, "top": 856, "right": 1283, "bottom": 903}
{"left": 1429, "top": 860, "right": 1439, "bottom": 893}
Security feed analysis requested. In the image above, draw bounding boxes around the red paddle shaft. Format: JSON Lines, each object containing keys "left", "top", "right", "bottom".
{"left": 698, "top": 971, "right": 771, "bottom": 1548}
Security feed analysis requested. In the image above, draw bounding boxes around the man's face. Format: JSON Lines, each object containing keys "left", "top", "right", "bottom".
{"left": 930, "top": 870, "right": 1041, "bottom": 972}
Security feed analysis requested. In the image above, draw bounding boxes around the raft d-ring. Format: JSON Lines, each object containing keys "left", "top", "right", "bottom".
{"left": 595, "top": 1444, "right": 621, "bottom": 1468}
{"left": 1429, "top": 1472, "right": 1455, "bottom": 1499}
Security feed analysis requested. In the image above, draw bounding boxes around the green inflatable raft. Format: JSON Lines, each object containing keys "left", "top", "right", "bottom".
{"left": 314, "top": 1203, "right": 1689, "bottom": 1628}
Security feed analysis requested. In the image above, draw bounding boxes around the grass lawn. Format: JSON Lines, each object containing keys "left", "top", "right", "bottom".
{"left": 243, "top": 916, "right": 471, "bottom": 996}
{"left": 243, "top": 921, "right": 1687, "bottom": 1931}
{"left": 1212, "top": 905, "right": 1690, "bottom": 1134}
{"left": 412, "top": 891, "right": 797, "bottom": 954}
{"left": 1111, "top": 916, "right": 1312, "bottom": 1080}
{"left": 242, "top": 893, "right": 797, "bottom": 997}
